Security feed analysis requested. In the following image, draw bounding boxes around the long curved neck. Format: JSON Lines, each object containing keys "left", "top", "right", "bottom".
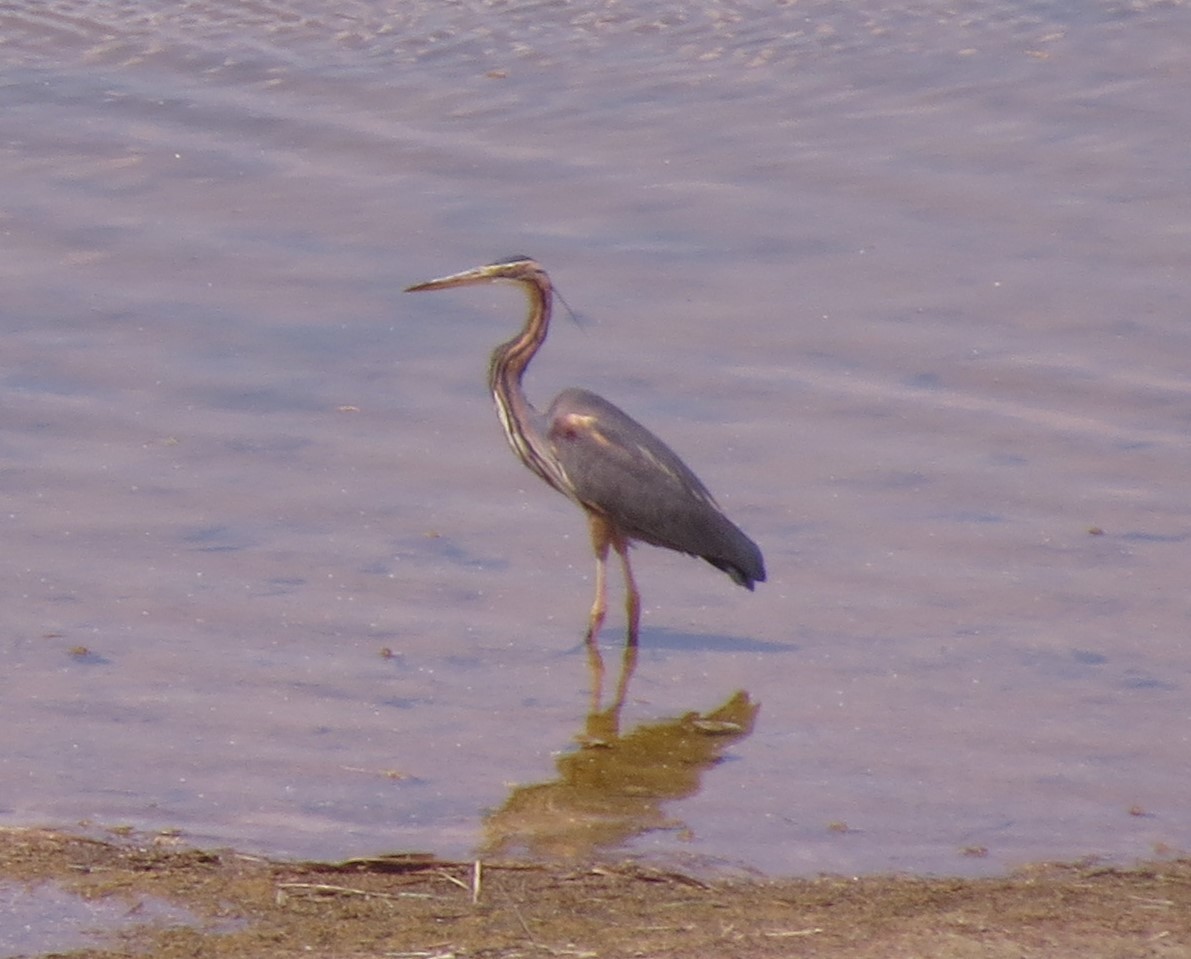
{"left": 488, "top": 272, "right": 557, "bottom": 485}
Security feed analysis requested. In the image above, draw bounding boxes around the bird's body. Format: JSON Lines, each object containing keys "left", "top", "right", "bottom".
{"left": 405, "top": 256, "right": 764, "bottom": 642}
{"left": 544, "top": 387, "right": 762, "bottom": 588}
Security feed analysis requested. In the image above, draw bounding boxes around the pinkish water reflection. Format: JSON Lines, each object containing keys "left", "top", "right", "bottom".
{"left": 1, "top": 0, "right": 1189, "bottom": 876}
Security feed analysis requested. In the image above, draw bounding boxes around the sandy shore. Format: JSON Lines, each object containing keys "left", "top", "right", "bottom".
{"left": 1, "top": 827, "right": 1187, "bottom": 957}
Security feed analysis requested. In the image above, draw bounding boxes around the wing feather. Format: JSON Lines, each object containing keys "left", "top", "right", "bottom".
{"left": 546, "top": 388, "right": 765, "bottom": 587}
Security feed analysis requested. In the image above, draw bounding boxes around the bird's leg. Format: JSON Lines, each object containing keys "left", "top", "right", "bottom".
{"left": 612, "top": 537, "right": 641, "bottom": 647}
{"left": 585, "top": 512, "right": 613, "bottom": 646}
{"left": 586, "top": 513, "right": 639, "bottom": 647}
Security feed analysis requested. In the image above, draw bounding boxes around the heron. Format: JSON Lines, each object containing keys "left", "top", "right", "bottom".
{"left": 405, "top": 255, "right": 765, "bottom": 644}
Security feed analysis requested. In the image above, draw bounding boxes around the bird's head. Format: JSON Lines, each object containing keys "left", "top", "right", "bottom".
{"left": 405, "top": 255, "right": 549, "bottom": 293}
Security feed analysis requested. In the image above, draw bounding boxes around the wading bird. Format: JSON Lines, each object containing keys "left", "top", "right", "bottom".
{"left": 405, "top": 256, "right": 765, "bottom": 644}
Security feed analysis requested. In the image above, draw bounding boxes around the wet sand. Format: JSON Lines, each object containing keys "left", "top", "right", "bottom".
{"left": 2, "top": 828, "right": 1189, "bottom": 958}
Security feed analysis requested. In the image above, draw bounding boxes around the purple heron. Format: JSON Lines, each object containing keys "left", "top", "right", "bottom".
{"left": 406, "top": 256, "right": 765, "bottom": 643}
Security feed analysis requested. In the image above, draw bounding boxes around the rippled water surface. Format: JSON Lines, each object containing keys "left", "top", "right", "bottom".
{"left": 2, "top": 0, "right": 1189, "bottom": 876}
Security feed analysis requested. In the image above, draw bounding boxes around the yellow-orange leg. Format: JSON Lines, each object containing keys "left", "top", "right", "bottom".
{"left": 585, "top": 512, "right": 640, "bottom": 647}
{"left": 615, "top": 536, "right": 641, "bottom": 646}
{"left": 585, "top": 512, "right": 612, "bottom": 644}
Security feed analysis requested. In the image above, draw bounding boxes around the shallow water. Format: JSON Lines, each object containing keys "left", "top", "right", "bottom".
{"left": 1, "top": 0, "right": 1189, "bottom": 876}
{"left": 0, "top": 878, "right": 204, "bottom": 958}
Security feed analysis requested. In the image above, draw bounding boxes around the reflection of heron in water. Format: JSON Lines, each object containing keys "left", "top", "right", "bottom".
{"left": 480, "top": 667, "right": 760, "bottom": 861}
{"left": 406, "top": 256, "right": 765, "bottom": 644}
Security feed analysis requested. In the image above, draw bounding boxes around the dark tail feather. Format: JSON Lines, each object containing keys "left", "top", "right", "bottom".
{"left": 705, "top": 536, "right": 766, "bottom": 590}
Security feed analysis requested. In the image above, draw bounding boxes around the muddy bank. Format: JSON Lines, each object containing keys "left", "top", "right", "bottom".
{"left": 1, "top": 827, "right": 1187, "bottom": 958}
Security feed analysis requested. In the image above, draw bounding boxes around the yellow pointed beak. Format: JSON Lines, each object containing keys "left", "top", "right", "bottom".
{"left": 405, "top": 263, "right": 505, "bottom": 293}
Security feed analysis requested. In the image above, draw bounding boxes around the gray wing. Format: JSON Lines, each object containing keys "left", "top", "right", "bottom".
{"left": 545, "top": 388, "right": 765, "bottom": 588}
